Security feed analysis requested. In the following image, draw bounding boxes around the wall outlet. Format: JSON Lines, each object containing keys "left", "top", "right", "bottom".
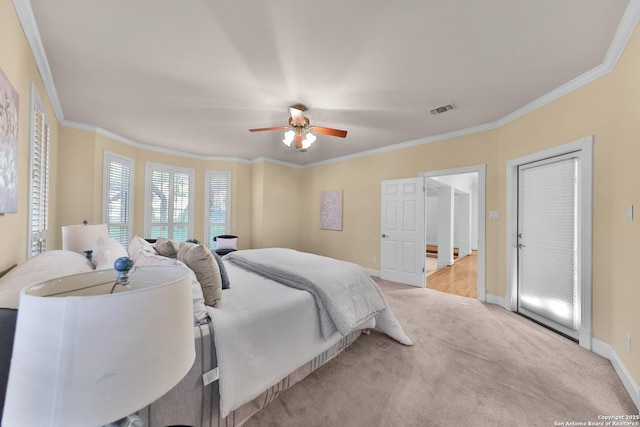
{"left": 489, "top": 210, "right": 500, "bottom": 219}
{"left": 372, "top": 256, "right": 377, "bottom": 264}
{"left": 626, "top": 334, "right": 631, "bottom": 353}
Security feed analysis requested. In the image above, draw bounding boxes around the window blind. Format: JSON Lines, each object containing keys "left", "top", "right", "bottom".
{"left": 517, "top": 156, "right": 578, "bottom": 330}
{"left": 205, "top": 171, "right": 231, "bottom": 248}
{"left": 28, "top": 88, "right": 50, "bottom": 258}
{"left": 103, "top": 152, "right": 133, "bottom": 248}
{"left": 146, "top": 163, "right": 193, "bottom": 241}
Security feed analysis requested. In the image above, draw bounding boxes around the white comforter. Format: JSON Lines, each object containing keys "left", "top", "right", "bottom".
{"left": 209, "top": 256, "right": 412, "bottom": 418}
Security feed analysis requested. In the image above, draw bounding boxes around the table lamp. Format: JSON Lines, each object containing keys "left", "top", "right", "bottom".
{"left": 1, "top": 259, "right": 195, "bottom": 427}
{"left": 62, "top": 220, "right": 109, "bottom": 260}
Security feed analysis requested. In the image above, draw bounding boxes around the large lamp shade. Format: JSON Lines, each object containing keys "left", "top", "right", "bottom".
{"left": 62, "top": 223, "right": 108, "bottom": 253}
{"left": 2, "top": 265, "right": 195, "bottom": 427}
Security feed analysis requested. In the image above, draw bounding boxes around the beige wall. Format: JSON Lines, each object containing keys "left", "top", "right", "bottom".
{"left": 251, "top": 162, "right": 305, "bottom": 250}
{"left": 302, "top": 130, "right": 499, "bottom": 274}
{"left": 57, "top": 128, "right": 253, "bottom": 249}
{"left": 0, "top": 0, "right": 60, "bottom": 270}
{"left": 2, "top": 0, "right": 640, "bottom": 398}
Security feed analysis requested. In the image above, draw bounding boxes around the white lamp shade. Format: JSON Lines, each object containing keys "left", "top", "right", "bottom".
{"left": 62, "top": 223, "right": 109, "bottom": 253}
{"left": 2, "top": 265, "right": 195, "bottom": 427}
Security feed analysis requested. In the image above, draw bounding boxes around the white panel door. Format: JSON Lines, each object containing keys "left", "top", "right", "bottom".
{"left": 381, "top": 178, "right": 425, "bottom": 287}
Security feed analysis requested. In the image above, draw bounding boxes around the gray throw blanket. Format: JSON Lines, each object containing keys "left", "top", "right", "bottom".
{"left": 225, "top": 248, "right": 386, "bottom": 340}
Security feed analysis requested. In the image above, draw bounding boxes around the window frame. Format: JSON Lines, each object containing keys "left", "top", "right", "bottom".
{"left": 204, "top": 171, "right": 231, "bottom": 249}
{"left": 102, "top": 150, "right": 134, "bottom": 248}
{"left": 144, "top": 162, "right": 194, "bottom": 241}
{"left": 27, "top": 83, "right": 50, "bottom": 258}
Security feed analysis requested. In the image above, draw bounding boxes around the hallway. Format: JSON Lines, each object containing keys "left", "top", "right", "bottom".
{"left": 426, "top": 250, "right": 477, "bottom": 298}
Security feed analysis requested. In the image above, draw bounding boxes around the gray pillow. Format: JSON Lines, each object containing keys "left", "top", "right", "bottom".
{"left": 211, "top": 250, "right": 230, "bottom": 289}
{"left": 178, "top": 243, "right": 222, "bottom": 307}
{"left": 154, "top": 237, "right": 179, "bottom": 258}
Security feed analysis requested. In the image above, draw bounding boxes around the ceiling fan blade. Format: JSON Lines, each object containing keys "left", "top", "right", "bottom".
{"left": 249, "top": 126, "right": 288, "bottom": 132}
{"left": 310, "top": 126, "right": 348, "bottom": 138}
{"left": 289, "top": 107, "right": 306, "bottom": 126}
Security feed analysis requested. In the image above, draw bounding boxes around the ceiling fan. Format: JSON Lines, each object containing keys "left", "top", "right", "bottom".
{"left": 249, "top": 104, "right": 348, "bottom": 152}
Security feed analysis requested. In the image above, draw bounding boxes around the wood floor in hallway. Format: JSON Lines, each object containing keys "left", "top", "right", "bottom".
{"left": 426, "top": 250, "right": 477, "bottom": 298}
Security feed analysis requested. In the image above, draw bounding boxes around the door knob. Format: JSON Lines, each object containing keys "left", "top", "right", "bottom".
{"left": 381, "top": 234, "right": 388, "bottom": 238}
{"left": 516, "top": 243, "right": 526, "bottom": 249}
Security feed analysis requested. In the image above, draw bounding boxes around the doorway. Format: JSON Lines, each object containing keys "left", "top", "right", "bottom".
{"left": 380, "top": 165, "right": 486, "bottom": 301}
{"left": 506, "top": 136, "right": 593, "bottom": 349}
{"left": 424, "top": 171, "right": 480, "bottom": 299}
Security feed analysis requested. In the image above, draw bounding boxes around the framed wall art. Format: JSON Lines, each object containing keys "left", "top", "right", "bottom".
{"left": 0, "top": 67, "right": 19, "bottom": 214}
{"left": 320, "top": 190, "right": 343, "bottom": 231}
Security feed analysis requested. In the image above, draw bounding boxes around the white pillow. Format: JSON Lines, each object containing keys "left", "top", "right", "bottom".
{"left": 92, "top": 234, "right": 129, "bottom": 270}
{"left": 0, "top": 251, "right": 94, "bottom": 309}
{"left": 128, "top": 235, "right": 156, "bottom": 259}
{"left": 215, "top": 237, "right": 238, "bottom": 251}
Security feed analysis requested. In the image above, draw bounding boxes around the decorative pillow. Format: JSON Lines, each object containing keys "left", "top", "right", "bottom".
{"left": 215, "top": 237, "right": 238, "bottom": 251}
{"left": 128, "top": 235, "right": 156, "bottom": 259}
{"left": 125, "top": 251, "right": 209, "bottom": 325}
{"left": 92, "top": 234, "right": 128, "bottom": 270}
{"left": 211, "top": 250, "right": 230, "bottom": 289}
{"left": 177, "top": 243, "right": 222, "bottom": 307}
{"left": 154, "top": 237, "right": 179, "bottom": 258}
{"left": 0, "top": 251, "right": 94, "bottom": 309}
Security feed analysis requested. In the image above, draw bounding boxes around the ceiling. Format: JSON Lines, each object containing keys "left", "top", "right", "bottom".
{"left": 25, "top": 0, "right": 632, "bottom": 165}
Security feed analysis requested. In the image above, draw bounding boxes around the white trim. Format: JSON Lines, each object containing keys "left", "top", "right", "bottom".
{"left": 485, "top": 294, "right": 508, "bottom": 310}
{"left": 420, "top": 165, "right": 486, "bottom": 302}
{"left": 506, "top": 136, "right": 594, "bottom": 350}
{"left": 12, "top": 0, "right": 64, "bottom": 122}
{"left": 365, "top": 268, "right": 381, "bottom": 278}
{"left": 13, "top": 0, "right": 640, "bottom": 170}
{"left": 593, "top": 339, "right": 640, "bottom": 411}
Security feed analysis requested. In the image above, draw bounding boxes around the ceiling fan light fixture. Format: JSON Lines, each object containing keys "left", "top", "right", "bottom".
{"left": 282, "top": 129, "right": 295, "bottom": 147}
{"left": 302, "top": 132, "right": 316, "bottom": 150}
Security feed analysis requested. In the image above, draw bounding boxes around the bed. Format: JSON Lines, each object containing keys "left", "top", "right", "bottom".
{"left": 0, "top": 246, "right": 411, "bottom": 427}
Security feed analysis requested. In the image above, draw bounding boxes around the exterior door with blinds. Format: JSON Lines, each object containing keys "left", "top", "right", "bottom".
{"left": 517, "top": 153, "right": 579, "bottom": 339}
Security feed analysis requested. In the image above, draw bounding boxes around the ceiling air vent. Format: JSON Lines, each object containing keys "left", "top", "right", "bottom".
{"left": 430, "top": 104, "right": 455, "bottom": 115}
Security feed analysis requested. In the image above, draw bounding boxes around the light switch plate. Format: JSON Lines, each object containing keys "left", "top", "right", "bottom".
{"left": 489, "top": 211, "right": 500, "bottom": 219}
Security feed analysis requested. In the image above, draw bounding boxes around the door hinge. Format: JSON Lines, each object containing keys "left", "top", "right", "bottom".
{"left": 422, "top": 267, "right": 425, "bottom": 273}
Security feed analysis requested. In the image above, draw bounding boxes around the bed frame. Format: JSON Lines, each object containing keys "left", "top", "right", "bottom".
{"left": 138, "top": 322, "right": 362, "bottom": 426}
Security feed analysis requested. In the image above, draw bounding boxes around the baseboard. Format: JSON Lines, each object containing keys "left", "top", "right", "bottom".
{"left": 485, "top": 293, "right": 508, "bottom": 310}
{"left": 366, "top": 268, "right": 381, "bottom": 277}
{"left": 592, "top": 339, "right": 640, "bottom": 411}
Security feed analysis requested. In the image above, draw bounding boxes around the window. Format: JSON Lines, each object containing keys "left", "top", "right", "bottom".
{"left": 27, "top": 84, "right": 50, "bottom": 258}
{"left": 205, "top": 171, "right": 231, "bottom": 248}
{"left": 145, "top": 162, "right": 194, "bottom": 241}
{"left": 103, "top": 151, "right": 134, "bottom": 248}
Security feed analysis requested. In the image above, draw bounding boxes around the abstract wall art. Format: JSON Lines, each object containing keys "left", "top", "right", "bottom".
{"left": 320, "top": 190, "right": 343, "bottom": 231}
{"left": 0, "top": 67, "right": 19, "bottom": 214}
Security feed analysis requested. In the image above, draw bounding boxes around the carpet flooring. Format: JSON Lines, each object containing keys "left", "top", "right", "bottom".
{"left": 244, "top": 278, "right": 637, "bottom": 427}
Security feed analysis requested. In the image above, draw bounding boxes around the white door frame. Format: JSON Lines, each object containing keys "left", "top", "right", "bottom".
{"left": 506, "top": 136, "right": 594, "bottom": 350}
{"left": 420, "top": 164, "right": 486, "bottom": 302}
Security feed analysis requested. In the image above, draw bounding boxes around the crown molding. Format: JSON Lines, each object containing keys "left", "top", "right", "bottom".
{"left": 12, "top": 0, "right": 64, "bottom": 122}
{"left": 14, "top": 0, "right": 640, "bottom": 170}
{"left": 249, "top": 157, "right": 306, "bottom": 169}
